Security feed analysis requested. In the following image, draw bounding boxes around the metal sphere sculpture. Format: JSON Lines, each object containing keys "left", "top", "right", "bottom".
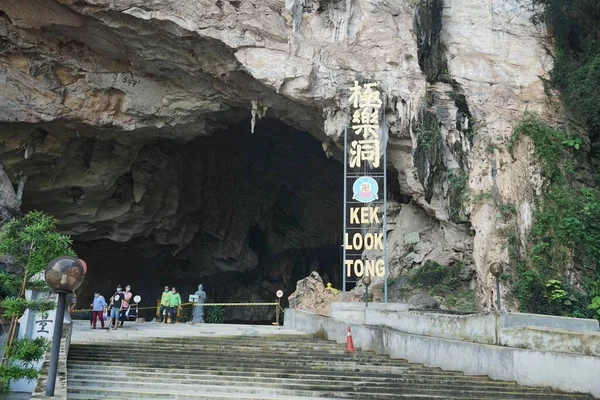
{"left": 44, "top": 256, "right": 85, "bottom": 291}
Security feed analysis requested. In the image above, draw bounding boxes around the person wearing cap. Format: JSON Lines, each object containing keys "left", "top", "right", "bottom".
{"left": 107, "top": 285, "right": 125, "bottom": 330}
{"left": 90, "top": 290, "right": 107, "bottom": 329}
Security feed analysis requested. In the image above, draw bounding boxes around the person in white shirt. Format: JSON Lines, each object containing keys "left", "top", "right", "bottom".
{"left": 119, "top": 284, "right": 133, "bottom": 328}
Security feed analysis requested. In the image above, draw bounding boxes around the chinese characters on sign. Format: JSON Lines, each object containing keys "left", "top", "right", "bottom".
{"left": 35, "top": 314, "right": 52, "bottom": 334}
{"left": 349, "top": 81, "right": 382, "bottom": 168}
{"left": 343, "top": 81, "right": 387, "bottom": 285}
{"left": 35, "top": 291, "right": 56, "bottom": 337}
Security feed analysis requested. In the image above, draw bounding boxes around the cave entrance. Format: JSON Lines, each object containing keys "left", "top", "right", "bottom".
{"left": 26, "top": 119, "right": 345, "bottom": 322}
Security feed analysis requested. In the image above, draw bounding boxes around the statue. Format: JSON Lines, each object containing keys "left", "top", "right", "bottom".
{"left": 326, "top": 282, "right": 340, "bottom": 294}
{"left": 192, "top": 284, "right": 207, "bottom": 323}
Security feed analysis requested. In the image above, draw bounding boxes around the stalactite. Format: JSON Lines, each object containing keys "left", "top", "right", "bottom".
{"left": 16, "top": 175, "right": 27, "bottom": 202}
{"left": 250, "top": 100, "right": 268, "bottom": 133}
{"left": 285, "top": 0, "right": 304, "bottom": 35}
{"left": 24, "top": 139, "right": 34, "bottom": 160}
{"left": 251, "top": 100, "right": 258, "bottom": 133}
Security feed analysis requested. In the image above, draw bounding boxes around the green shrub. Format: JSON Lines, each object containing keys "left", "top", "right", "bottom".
{"left": 0, "top": 211, "right": 76, "bottom": 295}
{"left": 563, "top": 137, "right": 583, "bottom": 150}
{"left": 206, "top": 306, "right": 225, "bottom": 323}
{"left": 0, "top": 298, "right": 55, "bottom": 318}
{"left": 0, "top": 365, "right": 39, "bottom": 392}
{"left": 7, "top": 338, "right": 50, "bottom": 365}
{"left": 588, "top": 296, "right": 600, "bottom": 319}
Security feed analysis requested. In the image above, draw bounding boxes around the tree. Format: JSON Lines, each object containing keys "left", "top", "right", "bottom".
{"left": 0, "top": 211, "right": 76, "bottom": 393}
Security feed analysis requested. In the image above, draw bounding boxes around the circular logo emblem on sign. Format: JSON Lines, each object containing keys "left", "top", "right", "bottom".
{"left": 352, "top": 177, "right": 379, "bottom": 203}
{"left": 276, "top": 290, "right": 284, "bottom": 298}
{"left": 133, "top": 295, "right": 141, "bottom": 303}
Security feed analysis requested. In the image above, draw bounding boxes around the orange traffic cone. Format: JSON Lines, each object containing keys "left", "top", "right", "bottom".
{"left": 345, "top": 327, "right": 355, "bottom": 352}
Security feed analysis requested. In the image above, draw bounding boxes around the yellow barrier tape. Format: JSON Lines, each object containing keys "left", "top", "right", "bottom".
{"left": 70, "top": 302, "right": 279, "bottom": 313}
{"left": 182, "top": 303, "right": 278, "bottom": 307}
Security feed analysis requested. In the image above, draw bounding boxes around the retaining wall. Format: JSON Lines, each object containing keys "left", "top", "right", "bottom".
{"left": 285, "top": 309, "right": 600, "bottom": 398}
{"left": 31, "top": 322, "right": 72, "bottom": 399}
{"left": 352, "top": 305, "right": 600, "bottom": 356}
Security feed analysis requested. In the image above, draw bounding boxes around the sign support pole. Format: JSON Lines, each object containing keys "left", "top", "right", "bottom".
{"left": 342, "top": 123, "right": 348, "bottom": 302}
{"left": 383, "top": 107, "right": 388, "bottom": 303}
{"left": 275, "top": 290, "right": 283, "bottom": 325}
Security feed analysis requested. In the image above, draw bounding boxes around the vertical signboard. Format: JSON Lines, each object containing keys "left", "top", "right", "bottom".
{"left": 343, "top": 81, "right": 387, "bottom": 302}
{"left": 11, "top": 290, "right": 58, "bottom": 392}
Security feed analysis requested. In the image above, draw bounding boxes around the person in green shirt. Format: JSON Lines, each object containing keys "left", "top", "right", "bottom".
{"left": 168, "top": 287, "right": 182, "bottom": 324}
{"left": 159, "top": 285, "right": 170, "bottom": 323}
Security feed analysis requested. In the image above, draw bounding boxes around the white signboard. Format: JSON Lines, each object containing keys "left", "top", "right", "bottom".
{"left": 11, "top": 289, "right": 58, "bottom": 392}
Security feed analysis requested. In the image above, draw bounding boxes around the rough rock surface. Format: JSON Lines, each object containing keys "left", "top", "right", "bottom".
{"left": 0, "top": 165, "right": 20, "bottom": 225}
{"left": 288, "top": 271, "right": 364, "bottom": 315}
{"left": 288, "top": 272, "right": 339, "bottom": 316}
{"left": 0, "top": 0, "right": 553, "bottom": 311}
{"left": 288, "top": 271, "right": 361, "bottom": 315}
{"left": 409, "top": 291, "right": 439, "bottom": 309}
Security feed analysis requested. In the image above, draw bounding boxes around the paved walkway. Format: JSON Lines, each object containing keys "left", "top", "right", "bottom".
{"left": 71, "top": 320, "right": 305, "bottom": 344}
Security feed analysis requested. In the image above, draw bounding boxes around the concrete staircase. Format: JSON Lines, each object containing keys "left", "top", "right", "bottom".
{"left": 66, "top": 335, "right": 592, "bottom": 399}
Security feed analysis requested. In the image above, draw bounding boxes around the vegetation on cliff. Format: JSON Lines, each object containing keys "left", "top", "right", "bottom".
{"left": 509, "top": 116, "right": 599, "bottom": 317}
{"left": 503, "top": 0, "right": 600, "bottom": 318}
{"left": 532, "top": 0, "right": 600, "bottom": 139}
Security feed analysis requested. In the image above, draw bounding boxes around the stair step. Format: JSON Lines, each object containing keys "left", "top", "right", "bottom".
{"left": 66, "top": 369, "right": 513, "bottom": 387}
{"left": 67, "top": 351, "right": 411, "bottom": 365}
{"left": 66, "top": 384, "right": 588, "bottom": 400}
{"left": 66, "top": 359, "right": 461, "bottom": 377}
{"left": 66, "top": 357, "right": 418, "bottom": 374}
{"left": 65, "top": 375, "right": 561, "bottom": 396}
{"left": 66, "top": 333, "right": 592, "bottom": 399}
{"left": 65, "top": 386, "right": 468, "bottom": 400}
{"left": 66, "top": 362, "right": 486, "bottom": 382}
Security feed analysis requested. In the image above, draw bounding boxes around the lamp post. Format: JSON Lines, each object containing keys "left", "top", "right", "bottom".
{"left": 275, "top": 290, "right": 283, "bottom": 326}
{"left": 362, "top": 276, "right": 372, "bottom": 308}
{"left": 489, "top": 262, "right": 504, "bottom": 311}
{"left": 44, "top": 256, "right": 85, "bottom": 396}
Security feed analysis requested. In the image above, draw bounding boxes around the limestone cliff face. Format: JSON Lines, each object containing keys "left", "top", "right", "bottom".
{"left": 0, "top": 0, "right": 553, "bottom": 310}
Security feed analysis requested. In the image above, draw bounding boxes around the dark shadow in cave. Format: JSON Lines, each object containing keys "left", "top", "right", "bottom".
{"left": 62, "top": 118, "right": 346, "bottom": 322}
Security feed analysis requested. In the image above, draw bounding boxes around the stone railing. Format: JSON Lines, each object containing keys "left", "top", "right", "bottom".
{"left": 286, "top": 308, "right": 600, "bottom": 398}
{"left": 330, "top": 302, "right": 600, "bottom": 356}
{"left": 31, "top": 322, "right": 72, "bottom": 399}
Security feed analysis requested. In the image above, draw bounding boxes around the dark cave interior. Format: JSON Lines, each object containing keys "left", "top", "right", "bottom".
{"left": 14, "top": 119, "right": 346, "bottom": 321}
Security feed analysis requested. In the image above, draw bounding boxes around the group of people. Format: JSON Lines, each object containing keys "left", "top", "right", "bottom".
{"left": 90, "top": 284, "right": 133, "bottom": 330}
{"left": 158, "top": 286, "right": 182, "bottom": 323}
{"left": 89, "top": 285, "right": 184, "bottom": 327}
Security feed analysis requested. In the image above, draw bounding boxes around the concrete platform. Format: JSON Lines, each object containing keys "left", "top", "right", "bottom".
{"left": 71, "top": 320, "right": 306, "bottom": 344}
